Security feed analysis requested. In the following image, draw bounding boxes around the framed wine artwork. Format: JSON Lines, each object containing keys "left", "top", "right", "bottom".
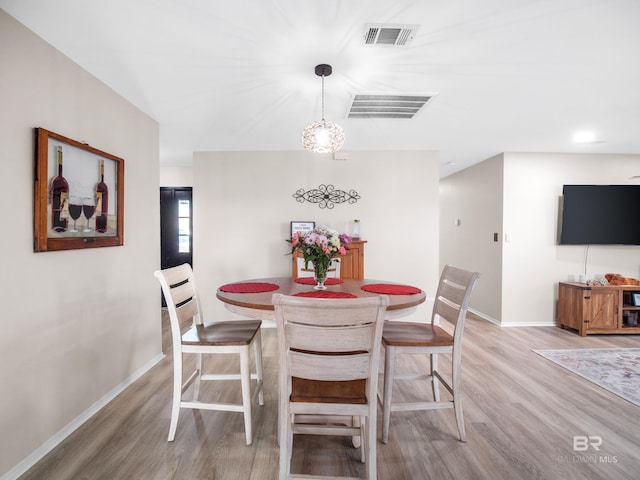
{"left": 33, "top": 127, "right": 124, "bottom": 252}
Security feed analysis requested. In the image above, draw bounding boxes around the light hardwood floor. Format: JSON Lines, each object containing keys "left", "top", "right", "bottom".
{"left": 19, "top": 311, "right": 640, "bottom": 480}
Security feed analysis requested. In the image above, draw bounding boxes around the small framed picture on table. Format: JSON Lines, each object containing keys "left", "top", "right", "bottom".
{"left": 633, "top": 293, "right": 640, "bottom": 307}
{"left": 290, "top": 221, "right": 314, "bottom": 238}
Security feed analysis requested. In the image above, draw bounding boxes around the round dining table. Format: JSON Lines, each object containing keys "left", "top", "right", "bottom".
{"left": 216, "top": 276, "right": 427, "bottom": 420}
{"left": 215, "top": 277, "right": 426, "bottom": 321}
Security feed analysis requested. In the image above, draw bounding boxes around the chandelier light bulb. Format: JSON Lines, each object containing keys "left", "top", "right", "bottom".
{"left": 316, "top": 127, "right": 330, "bottom": 146}
{"left": 302, "top": 120, "right": 345, "bottom": 154}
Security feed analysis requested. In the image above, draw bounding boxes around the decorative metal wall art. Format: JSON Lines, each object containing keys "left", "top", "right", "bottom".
{"left": 293, "top": 184, "right": 360, "bottom": 209}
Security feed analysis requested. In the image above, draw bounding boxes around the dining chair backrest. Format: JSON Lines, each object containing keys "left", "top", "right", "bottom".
{"left": 274, "top": 293, "right": 387, "bottom": 382}
{"left": 156, "top": 263, "right": 202, "bottom": 348}
{"left": 431, "top": 264, "right": 480, "bottom": 343}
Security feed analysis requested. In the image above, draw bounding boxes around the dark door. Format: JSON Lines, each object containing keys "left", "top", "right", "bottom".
{"left": 160, "top": 187, "right": 193, "bottom": 302}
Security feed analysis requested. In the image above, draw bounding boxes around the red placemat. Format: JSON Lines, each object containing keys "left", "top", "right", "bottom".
{"left": 361, "top": 284, "right": 422, "bottom": 295}
{"left": 293, "top": 291, "right": 357, "bottom": 299}
{"left": 218, "top": 282, "right": 280, "bottom": 293}
{"left": 295, "top": 277, "right": 344, "bottom": 285}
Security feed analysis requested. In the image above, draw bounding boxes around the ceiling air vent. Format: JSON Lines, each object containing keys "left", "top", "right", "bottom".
{"left": 363, "top": 24, "right": 419, "bottom": 46}
{"left": 347, "top": 94, "right": 435, "bottom": 119}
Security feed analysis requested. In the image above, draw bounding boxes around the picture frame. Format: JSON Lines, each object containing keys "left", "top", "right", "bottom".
{"left": 633, "top": 293, "right": 640, "bottom": 307}
{"left": 290, "top": 221, "right": 315, "bottom": 238}
{"left": 33, "top": 127, "right": 124, "bottom": 252}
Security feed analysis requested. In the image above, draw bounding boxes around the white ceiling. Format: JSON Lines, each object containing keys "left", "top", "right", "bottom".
{"left": 2, "top": 0, "right": 639, "bottom": 177}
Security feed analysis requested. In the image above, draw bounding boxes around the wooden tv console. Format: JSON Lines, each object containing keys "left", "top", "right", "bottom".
{"left": 557, "top": 282, "right": 640, "bottom": 336}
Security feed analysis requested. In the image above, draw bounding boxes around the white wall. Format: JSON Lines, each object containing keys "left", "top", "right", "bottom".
{"left": 439, "top": 154, "right": 504, "bottom": 321}
{"left": 160, "top": 166, "right": 193, "bottom": 187}
{"left": 193, "top": 150, "right": 440, "bottom": 324}
{"left": 502, "top": 152, "right": 640, "bottom": 326}
{"left": 0, "top": 11, "right": 161, "bottom": 478}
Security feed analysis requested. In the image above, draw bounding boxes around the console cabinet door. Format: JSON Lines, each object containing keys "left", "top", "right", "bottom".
{"left": 337, "top": 242, "right": 363, "bottom": 279}
{"left": 558, "top": 283, "right": 584, "bottom": 333}
{"left": 587, "top": 290, "right": 619, "bottom": 330}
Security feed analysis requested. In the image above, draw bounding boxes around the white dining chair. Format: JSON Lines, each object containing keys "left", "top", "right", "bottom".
{"left": 273, "top": 293, "right": 388, "bottom": 480}
{"left": 378, "top": 265, "right": 480, "bottom": 443}
{"left": 155, "top": 263, "right": 264, "bottom": 444}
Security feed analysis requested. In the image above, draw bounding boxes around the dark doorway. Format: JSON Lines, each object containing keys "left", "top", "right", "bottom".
{"left": 160, "top": 187, "right": 193, "bottom": 304}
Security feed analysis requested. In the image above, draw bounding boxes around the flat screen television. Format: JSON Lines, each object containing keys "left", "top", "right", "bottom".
{"left": 559, "top": 185, "right": 640, "bottom": 245}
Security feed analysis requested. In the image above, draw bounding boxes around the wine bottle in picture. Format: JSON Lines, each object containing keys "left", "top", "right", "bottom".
{"left": 95, "top": 159, "right": 109, "bottom": 233}
{"left": 50, "top": 145, "right": 69, "bottom": 232}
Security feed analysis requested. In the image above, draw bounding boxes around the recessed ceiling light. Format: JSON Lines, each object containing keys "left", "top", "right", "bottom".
{"left": 573, "top": 131, "right": 597, "bottom": 143}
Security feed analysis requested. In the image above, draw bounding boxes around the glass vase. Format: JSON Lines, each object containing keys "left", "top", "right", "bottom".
{"left": 313, "top": 258, "right": 329, "bottom": 290}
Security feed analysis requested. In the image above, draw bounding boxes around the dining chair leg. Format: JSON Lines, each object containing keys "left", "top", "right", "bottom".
{"left": 278, "top": 411, "right": 291, "bottom": 480}
{"left": 454, "top": 399, "right": 466, "bottom": 442}
{"left": 254, "top": 330, "right": 265, "bottom": 406}
{"left": 240, "top": 345, "right": 253, "bottom": 445}
{"left": 381, "top": 344, "right": 395, "bottom": 444}
{"left": 168, "top": 352, "right": 183, "bottom": 442}
{"left": 367, "top": 408, "right": 377, "bottom": 480}
{"left": 351, "top": 415, "right": 362, "bottom": 449}
{"left": 193, "top": 353, "right": 203, "bottom": 401}
{"left": 430, "top": 353, "right": 440, "bottom": 402}
{"left": 353, "top": 416, "right": 364, "bottom": 462}
{"left": 276, "top": 391, "right": 281, "bottom": 447}
{"left": 452, "top": 353, "right": 466, "bottom": 442}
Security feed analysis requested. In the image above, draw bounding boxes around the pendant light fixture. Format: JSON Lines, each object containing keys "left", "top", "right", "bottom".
{"left": 302, "top": 64, "right": 345, "bottom": 153}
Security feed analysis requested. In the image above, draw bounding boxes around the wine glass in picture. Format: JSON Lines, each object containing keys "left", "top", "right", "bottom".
{"left": 82, "top": 197, "right": 96, "bottom": 232}
{"left": 68, "top": 196, "right": 83, "bottom": 233}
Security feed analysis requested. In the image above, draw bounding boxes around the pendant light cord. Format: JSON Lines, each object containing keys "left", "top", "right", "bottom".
{"left": 321, "top": 74, "right": 326, "bottom": 121}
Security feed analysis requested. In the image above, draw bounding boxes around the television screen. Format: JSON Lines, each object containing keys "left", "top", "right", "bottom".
{"left": 559, "top": 185, "right": 640, "bottom": 245}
